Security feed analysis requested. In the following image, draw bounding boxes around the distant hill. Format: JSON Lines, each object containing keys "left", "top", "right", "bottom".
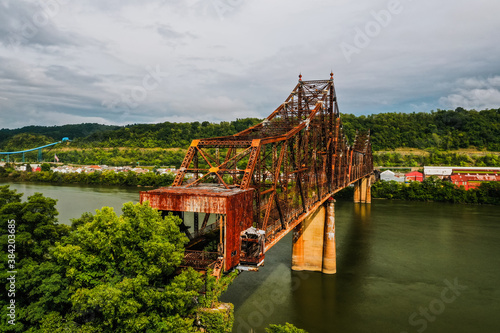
{"left": 0, "top": 123, "right": 121, "bottom": 149}
{"left": 73, "top": 118, "right": 263, "bottom": 148}
{"left": 341, "top": 108, "right": 500, "bottom": 151}
{"left": 2, "top": 108, "right": 499, "bottom": 153}
{"left": 71, "top": 108, "right": 499, "bottom": 152}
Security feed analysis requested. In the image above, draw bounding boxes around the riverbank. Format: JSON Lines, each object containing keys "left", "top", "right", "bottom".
{"left": 0, "top": 165, "right": 175, "bottom": 187}
{"left": 2, "top": 161, "right": 500, "bottom": 206}
{"left": 333, "top": 178, "right": 500, "bottom": 205}
{"left": 371, "top": 178, "right": 500, "bottom": 205}
{"left": 4, "top": 146, "right": 499, "bottom": 168}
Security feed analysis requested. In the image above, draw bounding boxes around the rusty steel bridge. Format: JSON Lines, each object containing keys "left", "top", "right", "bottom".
{"left": 140, "top": 74, "right": 373, "bottom": 277}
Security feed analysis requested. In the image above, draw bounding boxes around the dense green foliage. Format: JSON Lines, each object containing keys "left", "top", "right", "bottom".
{"left": 0, "top": 123, "right": 120, "bottom": 149}
{"left": 0, "top": 163, "right": 175, "bottom": 187}
{"left": 0, "top": 187, "right": 236, "bottom": 332}
{"left": 2, "top": 169, "right": 175, "bottom": 187}
{"left": 372, "top": 179, "right": 500, "bottom": 204}
{"left": 197, "top": 303, "right": 234, "bottom": 333}
{"left": 373, "top": 151, "right": 500, "bottom": 167}
{"left": 341, "top": 108, "right": 500, "bottom": 151}
{"left": 1, "top": 147, "right": 187, "bottom": 167}
{"left": 74, "top": 118, "right": 262, "bottom": 148}
{"left": 50, "top": 148, "right": 187, "bottom": 167}
{"left": 3, "top": 108, "right": 499, "bottom": 153}
{"left": 1, "top": 186, "right": 71, "bottom": 332}
{"left": 265, "top": 323, "right": 308, "bottom": 333}
{"left": 0, "top": 133, "right": 54, "bottom": 153}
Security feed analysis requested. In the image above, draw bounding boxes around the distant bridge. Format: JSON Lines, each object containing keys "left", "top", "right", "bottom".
{"left": 0, "top": 137, "right": 71, "bottom": 162}
{"left": 141, "top": 74, "right": 373, "bottom": 277}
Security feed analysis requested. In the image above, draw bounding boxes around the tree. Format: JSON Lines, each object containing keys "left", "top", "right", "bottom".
{"left": 41, "top": 202, "right": 202, "bottom": 332}
{"left": 40, "top": 163, "right": 51, "bottom": 172}
{"left": 0, "top": 186, "right": 71, "bottom": 332}
{"left": 1, "top": 190, "right": 236, "bottom": 332}
{"left": 0, "top": 187, "right": 69, "bottom": 263}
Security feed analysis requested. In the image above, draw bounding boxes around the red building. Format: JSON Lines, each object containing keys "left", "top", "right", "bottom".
{"left": 405, "top": 171, "right": 423, "bottom": 182}
{"left": 449, "top": 169, "right": 500, "bottom": 190}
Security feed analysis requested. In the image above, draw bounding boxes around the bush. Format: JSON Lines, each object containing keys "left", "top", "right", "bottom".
{"left": 266, "top": 323, "right": 308, "bottom": 333}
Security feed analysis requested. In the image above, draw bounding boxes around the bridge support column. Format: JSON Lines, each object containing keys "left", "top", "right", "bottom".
{"left": 291, "top": 224, "right": 305, "bottom": 271}
{"left": 365, "top": 177, "right": 372, "bottom": 204}
{"left": 322, "top": 197, "right": 336, "bottom": 274}
{"left": 354, "top": 180, "right": 361, "bottom": 203}
{"left": 292, "top": 196, "right": 338, "bottom": 274}
{"left": 354, "top": 176, "right": 371, "bottom": 204}
{"left": 292, "top": 204, "right": 326, "bottom": 272}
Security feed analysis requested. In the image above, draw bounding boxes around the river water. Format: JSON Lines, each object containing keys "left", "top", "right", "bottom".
{"left": 2, "top": 182, "right": 499, "bottom": 333}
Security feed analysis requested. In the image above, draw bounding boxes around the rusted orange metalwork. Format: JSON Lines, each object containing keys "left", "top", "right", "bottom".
{"left": 140, "top": 74, "right": 373, "bottom": 273}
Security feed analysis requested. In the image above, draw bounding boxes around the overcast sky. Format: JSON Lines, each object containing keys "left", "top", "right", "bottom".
{"left": 1, "top": 0, "right": 499, "bottom": 129}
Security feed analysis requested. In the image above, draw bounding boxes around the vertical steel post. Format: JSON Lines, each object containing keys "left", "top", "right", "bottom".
{"left": 194, "top": 212, "right": 199, "bottom": 234}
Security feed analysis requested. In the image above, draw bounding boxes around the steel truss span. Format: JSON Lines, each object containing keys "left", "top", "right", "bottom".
{"left": 141, "top": 74, "right": 373, "bottom": 273}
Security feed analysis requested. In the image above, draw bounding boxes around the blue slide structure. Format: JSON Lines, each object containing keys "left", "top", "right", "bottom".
{"left": 0, "top": 137, "right": 71, "bottom": 163}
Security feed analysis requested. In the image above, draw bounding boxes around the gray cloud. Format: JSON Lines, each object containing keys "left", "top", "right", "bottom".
{"left": 0, "top": 1, "right": 76, "bottom": 48}
{"left": 0, "top": 0, "right": 499, "bottom": 129}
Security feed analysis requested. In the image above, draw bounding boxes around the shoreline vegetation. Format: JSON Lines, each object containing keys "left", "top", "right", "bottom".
{"left": 336, "top": 178, "right": 500, "bottom": 205}
{"left": 2, "top": 147, "right": 499, "bottom": 168}
{"left": 1, "top": 164, "right": 499, "bottom": 205}
{"left": 0, "top": 163, "right": 175, "bottom": 187}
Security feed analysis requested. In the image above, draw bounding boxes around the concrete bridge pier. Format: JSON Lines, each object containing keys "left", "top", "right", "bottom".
{"left": 291, "top": 197, "right": 337, "bottom": 274}
{"left": 354, "top": 176, "right": 372, "bottom": 204}
{"left": 322, "top": 197, "right": 336, "bottom": 274}
{"left": 292, "top": 176, "right": 373, "bottom": 274}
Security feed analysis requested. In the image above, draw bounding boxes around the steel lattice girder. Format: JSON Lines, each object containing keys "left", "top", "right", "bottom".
{"left": 168, "top": 77, "right": 373, "bottom": 247}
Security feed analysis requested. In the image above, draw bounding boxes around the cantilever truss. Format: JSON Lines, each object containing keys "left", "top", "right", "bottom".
{"left": 172, "top": 74, "right": 373, "bottom": 249}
